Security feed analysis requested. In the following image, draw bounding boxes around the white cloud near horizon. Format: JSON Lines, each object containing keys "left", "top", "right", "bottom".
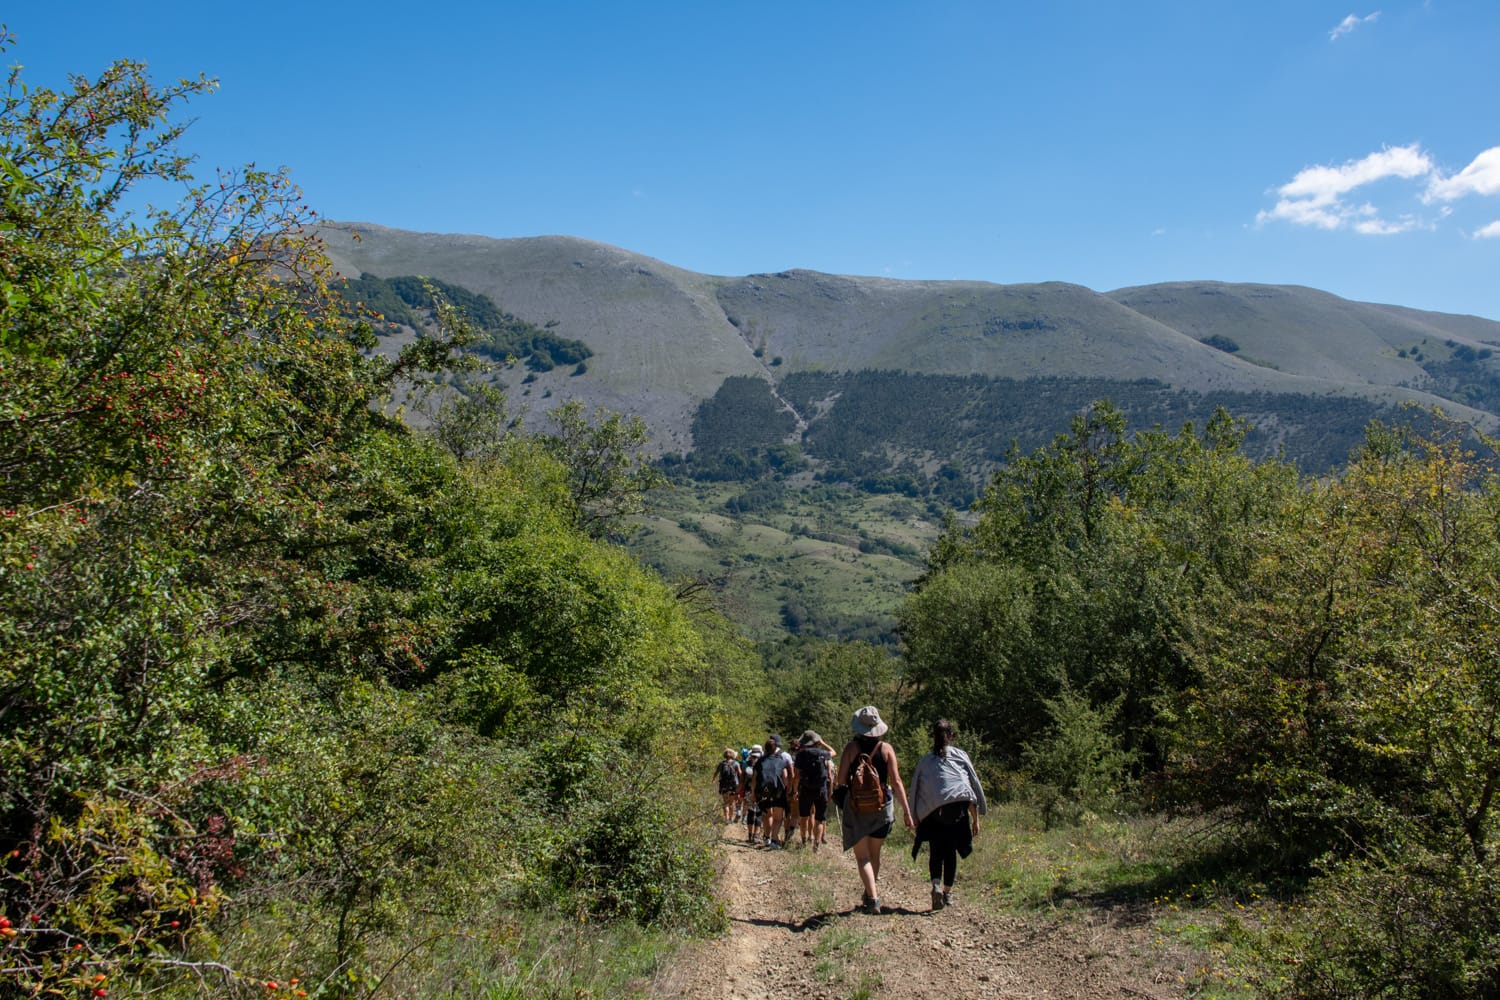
{"left": 1330, "top": 11, "right": 1381, "bottom": 40}
{"left": 1427, "top": 147, "right": 1500, "bottom": 201}
{"left": 1475, "top": 220, "right": 1500, "bottom": 240}
{"left": 1257, "top": 144, "right": 1433, "bottom": 233}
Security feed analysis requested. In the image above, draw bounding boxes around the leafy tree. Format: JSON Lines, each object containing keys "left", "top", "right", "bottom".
{"left": 899, "top": 560, "right": 1040, "bottom": 756}
{"left": 1166, "top": 417, "right": 1500, "bottom": 994}
{"left": 0, "top": 34, "right": 491, "bottom": 988}
{"left": 422, "top": 380, "right": 514, "bottom": 462}
{"left": 762, "top": 641, "right": 901, "bottom": 749}
{"left": 903, "top": 403, "right": 1297, "bottom": 770}
{"left": 1170, "top": 417, "right": 1500, "bottom": 862}
{"left": 1022, "top": 688, "right": 1135, "bottom": 827}
{"left": 543, "top": 399, "right": 665, "bottom": 537}
{"left": 0, "top": 38, "right": 735, "bottom": 995}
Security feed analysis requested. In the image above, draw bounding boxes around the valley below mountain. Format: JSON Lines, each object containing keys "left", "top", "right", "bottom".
{"left": 320, "top": 222, "right": 1500, "bottom": 643}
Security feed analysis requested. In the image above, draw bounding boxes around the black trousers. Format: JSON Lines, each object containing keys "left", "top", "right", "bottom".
{"left": 918, "top": 801, "right": 972, "bottom": 886}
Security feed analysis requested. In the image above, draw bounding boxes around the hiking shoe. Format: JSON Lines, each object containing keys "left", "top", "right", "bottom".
{"left": 942, "top": 890, "right": 953, "bottom": 908}
{"left": 931, "top": 887, "right": 945, "bottom": 910}
{"left": 861, "top": 896, "right": 882, "bottom": 915}
{"left": 765, "top": 840, "right": 782, "bottom": 850}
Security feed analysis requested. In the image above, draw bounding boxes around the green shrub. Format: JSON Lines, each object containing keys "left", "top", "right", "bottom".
{"left": 539, "top": 787, "right": 722, "bottom": 931}
{"left": 1282, "top": 850, "right": 1500, "bottom": 998}
{"left": 1022, "top": 689, "right": 1135, "bottom": 827}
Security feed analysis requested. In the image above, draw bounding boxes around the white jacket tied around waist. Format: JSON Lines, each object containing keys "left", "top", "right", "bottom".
{"left": 907, "top": 745, "right": 987, "bottom": 825}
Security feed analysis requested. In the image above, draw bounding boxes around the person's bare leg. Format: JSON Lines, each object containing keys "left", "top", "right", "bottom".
{"left": 868, "top": 838, "right": 884, "bottom": 884}
{"left": 852, "top": 839, "right": 879, "bottom": 903}
{"left": 764, "top": 807, "right": 785, "bottom": 846}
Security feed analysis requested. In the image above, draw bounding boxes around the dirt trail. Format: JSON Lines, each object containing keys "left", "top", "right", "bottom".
{"left": 657, "top": 821, "right": 1195, "bottom": 1000}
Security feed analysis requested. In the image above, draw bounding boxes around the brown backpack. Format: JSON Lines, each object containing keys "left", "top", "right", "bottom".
{"left": 848, "top": 746, "right": 887, "bottom": 814}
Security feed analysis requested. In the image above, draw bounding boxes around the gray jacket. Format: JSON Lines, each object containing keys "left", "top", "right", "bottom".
{"left": 906, "top": 746, "right": 987, "bottom": 825}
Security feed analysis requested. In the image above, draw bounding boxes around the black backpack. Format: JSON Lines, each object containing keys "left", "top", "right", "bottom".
{"left": 796, "top": 747, "right": 830, "bottom": 796}
{"left": 717, "top": 759, "right": 740, "bottom": 794}
{"left": 756, "top": 753, "right": 786, "bottom": 807}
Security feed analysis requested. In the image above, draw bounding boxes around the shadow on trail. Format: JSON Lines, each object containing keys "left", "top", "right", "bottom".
{"left": 732, "top": 911, "right": 845, "bottom": 933}
{"left": 732, "top": 904, "right": 932, "bottom": 932}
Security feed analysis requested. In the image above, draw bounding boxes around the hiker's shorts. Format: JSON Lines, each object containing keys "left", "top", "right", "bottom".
{"left": 759, "top": 792, "right": 788, "bottom": 812}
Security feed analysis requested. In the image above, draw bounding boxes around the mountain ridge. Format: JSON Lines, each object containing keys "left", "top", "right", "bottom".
{"left": 316, "top": 222, "right": 1500, "bottom": 451}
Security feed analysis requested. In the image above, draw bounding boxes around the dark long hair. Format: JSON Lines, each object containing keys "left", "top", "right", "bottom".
{"left": 931, "top": 718, "right": 955, "bottom": 756}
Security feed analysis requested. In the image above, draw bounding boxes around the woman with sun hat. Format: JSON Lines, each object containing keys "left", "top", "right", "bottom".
{"left": 834, "top": 705, "right": 913, "bottom": 913}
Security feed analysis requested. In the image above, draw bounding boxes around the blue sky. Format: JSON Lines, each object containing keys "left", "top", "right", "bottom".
{"left": 9, "top": 2, "right": 1500, "bottom": 318}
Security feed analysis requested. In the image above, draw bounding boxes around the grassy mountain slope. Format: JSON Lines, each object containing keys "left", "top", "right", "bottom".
{"left": 714, "top": 271, "right": 1282, "bottom": 389}
{"left": 319, "top": 223, "right": 761, "bottom": 453}
{"left": 1107, "top": 281, "right": 1489, "bottom": 386}
{"left": 1110, "top": 280, "right": 1500, "bottom": 422}
{"left": 320, "top": 224, "right": 1500, "bottom": 448}
{"left": 1363, "top": 302, "right": 1500, "bottom": 344}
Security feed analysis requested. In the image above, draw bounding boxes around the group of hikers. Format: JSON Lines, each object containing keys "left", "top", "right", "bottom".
{"left": 713, "top": 706, "right": 986, "bottom": 914}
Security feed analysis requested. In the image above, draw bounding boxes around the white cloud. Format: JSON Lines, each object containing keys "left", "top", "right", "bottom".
{"left": 1279, "top": 145, "right": 1433, "bottom": 202}
{"left": 1427, "top": 147, "right": 1500, "bottom": 201}
{"left": 1330, "top": 11, "right": 1381, "bottom": 40}
{"left": 1257, "top": 144, "right": 1433, "bottom": 233}
{"left": 1260, "top": 143, "right": 1500, "bottom": 238}
{"left": 1257, "top": 198, "right": 1342, "bottom": 230}
{"left": 1354, "top": 216, "right": 1425, "bottom": 235}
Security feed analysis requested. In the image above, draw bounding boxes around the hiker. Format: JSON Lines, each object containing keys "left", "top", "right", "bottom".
{"left": 753, "top": 734, "right": 794, "bottom": 849}
{"left": 794, "top": 729, "right": 835, "bottom": 850}
{"left": 743, "top": 745, "right": 764, "bottom": 844}
{"left": 735, "top": 747, "right": 750, "bottom": 820}
{"left": 783, "top": 738, "right": 801, "bottom": 845}
{"left": 834, "top": 705, "right": 913, "bottom": 913}
{"left": 715, "top": 747, "right": 742, "bottom": 822}
{"left": 907, "top": 718, "right": 987, "bottom": 910}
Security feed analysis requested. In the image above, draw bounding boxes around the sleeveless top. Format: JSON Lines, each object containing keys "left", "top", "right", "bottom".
{"left": 853, "top": 735, "right": 890, "bottom": 784}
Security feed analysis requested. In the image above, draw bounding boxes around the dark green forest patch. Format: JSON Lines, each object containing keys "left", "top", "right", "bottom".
{"left": 680, "top": 371, "right": 1438, "bottom": 502}
{"left": 338, "top": 272, "right": 593, "bottom": 371}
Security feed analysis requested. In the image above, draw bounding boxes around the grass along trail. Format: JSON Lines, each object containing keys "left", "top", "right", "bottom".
{"left": 657, "top": 819, "right": 1199, "bottom": 1000}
